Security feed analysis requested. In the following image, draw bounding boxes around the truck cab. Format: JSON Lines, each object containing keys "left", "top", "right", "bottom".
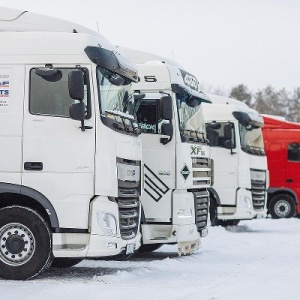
{"left": 262, "top": 115, "right": 300, "bottom": 218}
{"left": 122, "top": 49, "right": 212, "bottom": 255}
{"left": 0, "top": 7, "right": 142, "bottom": 279}
{"left": 202, "top": 95, "right": 268, "bottom": 226}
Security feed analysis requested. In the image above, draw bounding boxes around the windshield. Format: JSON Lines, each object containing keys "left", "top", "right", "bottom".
{"left": 96, "top": 67, "right": 139, "bottom": 134}
{"left": 176, "top": 93, "right": 206, "bottom": 143}
{"left": 239, "top": 124, "right": 265, "bottom": 155}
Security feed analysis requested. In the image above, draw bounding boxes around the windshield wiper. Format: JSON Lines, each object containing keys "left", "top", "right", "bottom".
{"left": 181, "top": 129, "right": 208, "bottom": 144}
{"left": 241, "top": 145, "right": 265, "bottom": 156}
{"left": 105, "top": 110, "right": 140, "bottom": 135}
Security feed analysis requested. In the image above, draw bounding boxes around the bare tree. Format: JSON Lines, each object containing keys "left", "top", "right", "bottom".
{"left": 229, "top": 84, "right": 252, "bottom": 107}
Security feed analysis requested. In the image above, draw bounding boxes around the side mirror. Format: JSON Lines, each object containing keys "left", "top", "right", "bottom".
{"left": 160, "top": 123, "right": 173, "bottom": 145}
{"left": 186, "top": 97, "right": 199, "bottom": 108}
{"left": 224, "top": 139, "right": 233, "bottom": 150}
{"left": 68, "top": 70, "right": 84, "bottom": 100}
{"left": 206, "top": 122, "right": 221, "bottom": 130}
{"left": 224, "top": 123, "right": 232, "bottom": 140}
{"left": 108, "top": 73, "right": 125, "bottom": 86}
{"left": 69, "top": 102, "right": 85, "bottom": 121}
{"left": 160, "top": 96, "right": 173, "bottom": 120}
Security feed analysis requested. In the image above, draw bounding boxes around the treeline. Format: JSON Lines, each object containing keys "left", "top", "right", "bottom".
{"left": 203, "top": 84, "right": 300, "bottom": 123}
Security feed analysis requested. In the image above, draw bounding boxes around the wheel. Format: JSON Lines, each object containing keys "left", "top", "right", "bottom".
{"left": 51, "top": 258, "right": 83, "bottom": 268}
{"left": 218, "top": 219, "right": 240, "bottom": 227}
{"left": 138, "top": 243, "right": 163, "bottom": 253}
{"left": 269, "top": 194, "right": 296, "bottom": 219}
{"left": 209, "top": 198, "right": 220, "bottom": 226}
{"left": 0, "top": 206, "right": 52, "bottom": 280}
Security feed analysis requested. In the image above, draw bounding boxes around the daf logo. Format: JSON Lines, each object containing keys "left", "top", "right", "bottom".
{"left": 180, "top": 164, "right": 190, "bottom": 181}
{"left": 184, "top": 74, "right": 198, "bottom": 90}
{"left": 191, "top": 145, "right": 206, "bottom": 156}
{"left": 127, "top": 169, "right": 136, "bottom": 177}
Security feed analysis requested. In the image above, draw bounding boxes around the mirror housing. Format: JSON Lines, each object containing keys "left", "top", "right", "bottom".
{"left": 68, "top": 70, "right": 84, "bottom": 100}
{"left": 160, "top": 123, "right": 173, "bottom": 145}
{"left": 223, "top": 123, "right": 232, "bottom": 140}
{"left": 206, "top": 122, "right": 221, "bottom": 130}
{"left": 108, "top": 73, "right": 125, "bottom": 86}
{"left": 160, "top": 96, "right": 173, "bottom": 120}
{"left": 69, "top": 102, "right": 85, "bottom": 121}
{"left": 224, "top": 139, "right": 233, "bottom": 150}
{"left": 35, "top": 67, "right": 62, "bottom": 82}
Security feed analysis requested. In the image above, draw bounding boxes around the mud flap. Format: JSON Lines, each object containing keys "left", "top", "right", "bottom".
{"left": 177, "top": 239, "right": 200, "bottom": 256}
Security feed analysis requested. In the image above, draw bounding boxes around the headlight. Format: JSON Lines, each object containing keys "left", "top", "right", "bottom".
{"left": 98, "top": 212, "right": 117, "bottom": 235}
{"left": 240, "top": 196, "right": 251, "bottom": 209}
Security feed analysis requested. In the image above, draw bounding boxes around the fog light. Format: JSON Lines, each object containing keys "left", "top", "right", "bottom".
{"left": 240, "top": 196, "right": 251, "bottom": 209}
{"left": 98, "top": 212, "right": 117, "bottom": 235}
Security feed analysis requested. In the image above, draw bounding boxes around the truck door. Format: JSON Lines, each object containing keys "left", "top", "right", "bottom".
{"left": 206, "top": 122, "right": 238, "bottom": 206}
{"left": 135, "top": 96, "right": 175, "bottom": 222}
{"left": 286, "top": 142, "right": 300, "bottom": 196}
{"left": 22, "top": 66, "right": 95, "bottom": 229}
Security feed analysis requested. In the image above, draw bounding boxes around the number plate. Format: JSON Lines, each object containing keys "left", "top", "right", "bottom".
{"left": 126, "top": 243, "right": 135, "bottom": 254}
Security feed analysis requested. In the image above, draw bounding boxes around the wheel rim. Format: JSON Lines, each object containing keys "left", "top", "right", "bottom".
{"left": 0, "top": 223, "right": 35, "bottom": 266}
{"left": 274, "top": 200, "right": 291, "bottom": 217}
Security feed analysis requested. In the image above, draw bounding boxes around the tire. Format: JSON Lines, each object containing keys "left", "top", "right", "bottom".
{"left": 209, "top": 198, "right": 220, "bottom": 226}
{"left": 269, "top": 194, "right": 296, "bottom": 219}
{"left": 51, "top": 258, "right": 83, "bottom": 268}
{"left": 138, "top": 243, "right": 163, "bottom": 253}
{"left": 0, "top": 206, "right": 52, "bottom": 280}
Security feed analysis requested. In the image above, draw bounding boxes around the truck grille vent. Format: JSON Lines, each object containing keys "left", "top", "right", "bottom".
{"left": 192, "top": 189, "right": 209, "bottom": 235}
{"left": 191, "top": 158, "right": 211, "bottom": 188}
{"left": 117, "top": 186, "right": 140, "bottom": 240}
{"left": 251, "top": 179, "right": 266, "bottom": 211}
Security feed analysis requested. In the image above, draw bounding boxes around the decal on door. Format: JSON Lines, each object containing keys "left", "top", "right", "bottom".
{"left": 144, "top": 164, "right": 169, "bottom": 202}
{"left": 0, "top": 69, "right": 11, "bottom": 112}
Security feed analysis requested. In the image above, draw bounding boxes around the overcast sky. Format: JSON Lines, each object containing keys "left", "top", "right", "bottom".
{"left": 1, "top": 0, "right": 299, "bottom": 93}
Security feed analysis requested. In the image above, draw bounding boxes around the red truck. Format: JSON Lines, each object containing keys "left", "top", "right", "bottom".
{"left": 262, "top": 115, "right": 300, "bottom": 218}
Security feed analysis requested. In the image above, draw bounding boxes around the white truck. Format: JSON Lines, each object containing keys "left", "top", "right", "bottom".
{"left": 0, "top": 7, "right": 142, "bottom": 280}
{"left": 202, "top": 95, "right": 268, "bottom": 226}
{"left": 122, "top": 49, "right": 212, "bottom": 254}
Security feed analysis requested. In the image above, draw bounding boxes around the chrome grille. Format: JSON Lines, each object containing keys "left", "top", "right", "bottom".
{"left": 250, "top": 169, "right": 266, "bottom": 211}
{"left": 192, "top": 157, "right": 211, "bottom": 187}
{"left": 193, "top": 189, "right": 209, "bottom": 235}
{"left": 117, "top": 187, "right": 140, "bottom": 240}
{"left": 117, "top": 158, "right": 141, "bottom": 240}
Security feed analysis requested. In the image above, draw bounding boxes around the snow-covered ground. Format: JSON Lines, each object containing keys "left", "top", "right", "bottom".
{"left": 1, "top": 218, "right": 299, "bottom": 300}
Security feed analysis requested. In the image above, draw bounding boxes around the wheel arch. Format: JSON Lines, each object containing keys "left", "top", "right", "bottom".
{"left": 0, "top": 182, "right": 59, "bottom": 230}
{"left": 267, "top": 188, "right": 298, "bottom": 208}
{"left": 208, "top": 187, "right": 221, "bottom": 206}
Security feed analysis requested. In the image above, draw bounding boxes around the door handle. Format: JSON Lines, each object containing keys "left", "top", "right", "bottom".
{"left": 286, "top": 178, "right": 293, "bottom": 183}
{"left": 24, "top": 162, "right": 43, "bottom": 171}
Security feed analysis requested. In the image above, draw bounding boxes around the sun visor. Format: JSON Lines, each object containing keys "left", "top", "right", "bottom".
{"left": 233, "top": 111, "right": 264, "bottom": 128}
{"left": 84, "top": 46, "right": 138, "bottom": 83}
{"left": 171, "top": 84, "right": 211, "bottom": 104}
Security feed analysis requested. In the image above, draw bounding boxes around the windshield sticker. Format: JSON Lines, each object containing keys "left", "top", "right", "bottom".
{"left": 180, "top": 164, "right": 190, "bottom": 181}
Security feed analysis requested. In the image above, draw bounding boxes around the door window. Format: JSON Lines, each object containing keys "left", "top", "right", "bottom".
{"left": 288, "top": 143, "right": 300, "bottom": 162}
{"left": 29, "top": 68, "right": 89, "bottom": 118}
